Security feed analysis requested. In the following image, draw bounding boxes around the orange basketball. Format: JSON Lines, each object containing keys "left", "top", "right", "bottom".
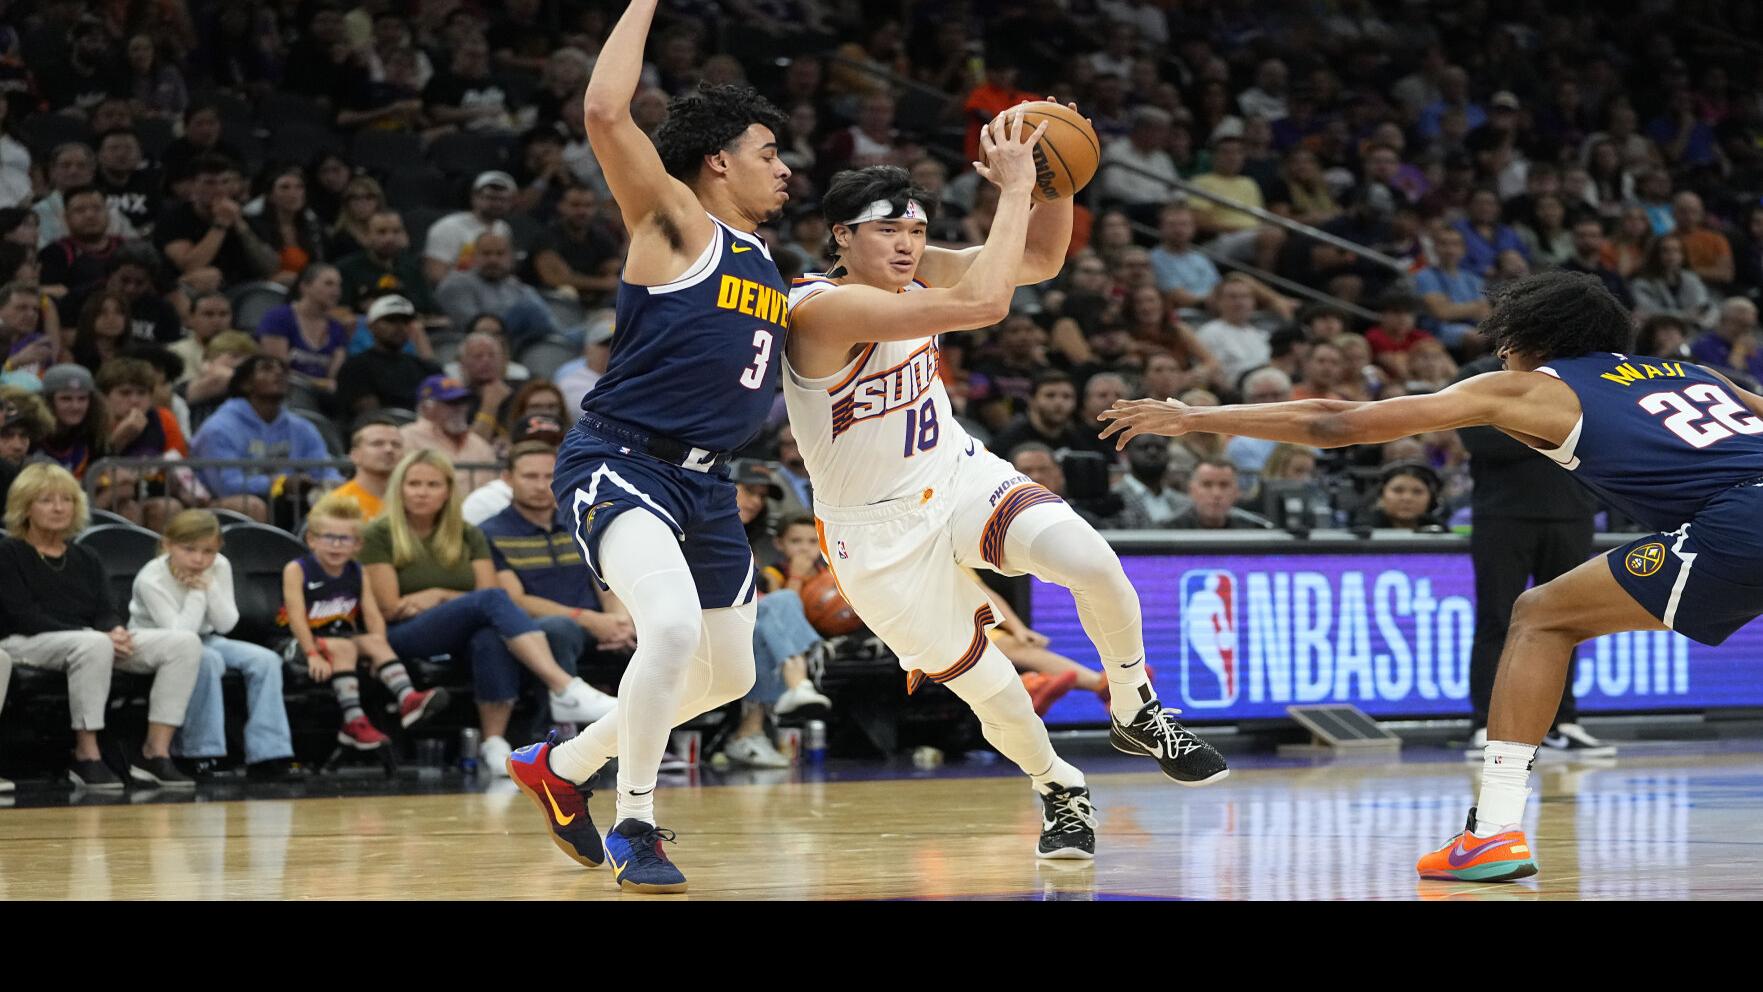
{"left": 801, "top": 568, "right": 864, "bottom": 637}
{"left": 983, "top": 101, "right": 1102, "bottom": 203}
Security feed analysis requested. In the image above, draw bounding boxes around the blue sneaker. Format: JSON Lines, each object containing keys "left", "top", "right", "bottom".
{"left": 507, "top": 733, "right": 603, "bottom": 868}
{"left": 604, "top": 818, "right": 688, "bottom": 893}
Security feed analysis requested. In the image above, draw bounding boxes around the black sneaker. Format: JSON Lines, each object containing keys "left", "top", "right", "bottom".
{"left": 1109, "top": 687, "right": 1230, "bottom": 786}
{"left": 1036, "top": 784, "right": 1097, "bottom": 860}
{"left": 128, "top": 749, "right": 196, "bottom": 789}
{"left": 246, "top": 759, "right": 309, "bottom": 782}
{"left": 67, "top": 758, "right": 124, "bottom": 792}
{"left": 1540, "top": 722, "right": 1617, "bottom": 759}
{"left": 176, "top": 757, "right": 230, "bottom": 782}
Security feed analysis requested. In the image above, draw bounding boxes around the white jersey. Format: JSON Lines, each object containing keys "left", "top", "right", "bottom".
{"left": 782, "top": 274, "right": 973, "bottom": 507}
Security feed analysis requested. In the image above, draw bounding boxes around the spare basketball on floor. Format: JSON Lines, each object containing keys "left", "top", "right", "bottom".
{"left": 801, "top": 568, "right": 864, "bottom": 637}
{"left": 983, "top": 101, "right": 1102, "bottom": 203}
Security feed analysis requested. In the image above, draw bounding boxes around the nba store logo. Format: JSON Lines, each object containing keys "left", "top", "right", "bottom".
{"left": 1181, "top": 570, "right": 1239, "bottom": 708}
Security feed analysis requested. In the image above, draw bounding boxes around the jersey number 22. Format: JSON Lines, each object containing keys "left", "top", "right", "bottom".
{"left": 1640, "top": 383, "right": 1763, "bottom": 449}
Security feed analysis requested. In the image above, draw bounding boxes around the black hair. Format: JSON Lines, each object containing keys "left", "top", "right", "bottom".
{"left": 652, "top": 83, "right": 787, "bottom": 182}
{"left": 0, "top": 207, "right": 32, "bottom": 237}
{"left": 188, "top": 153, "right": 238, "bottom": 178}
{"left": 1635, "top": 312, "right": 1692, "bottom": 357}
{"left": 820, "top": 165, "right": 937, "bottom": 259}
{"left": 1269, "top": 324, "right": 1307, "bottom": 358}
{"left": 62, "top": 183, "right": 105, "bottom": 207}
{"left": 125, "top": 343, "right": 185, "bottom": 384}
{"left": 1030, "top": 369, "right": 1073, "bottom": 395}
{"left": 228, "top": 354, "right": 287, "bottom": 397}
{"left": 1296, "top": 300, "right": 1349, "bottom": 328}
{"left": 349, "top": 413, "right": 402, "bottom": 445}
{"left": 1374, "top": 286, "right": 1419, "bottom": 313}
{"left": 1480, "top": 270, "right": 1634, "bottom": 360}
{"left": 1378, "top": 461, "right": 1441, "bottom": 515}
{"left": 96, "top": 126, "right": 139, "bottom": 148}
{"left": 106, "top": 244, "right": 161, "bottom": 278}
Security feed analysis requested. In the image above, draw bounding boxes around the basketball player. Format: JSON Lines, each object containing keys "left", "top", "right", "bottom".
{"left": 782, "top": 109, "right": 1229, "bottom": 861}
{"left": 1100, "top": 270, "right": 1763, "bottom": 882}
{"left": 502, "top": 0, "right": 790, "bottom": 893}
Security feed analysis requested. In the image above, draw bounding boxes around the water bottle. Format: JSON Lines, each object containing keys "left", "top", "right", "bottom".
{"left": 459, "top": 728, "right": 481, "bottom": 776}
{"left": 805, "top": 720, "right": 827, "bottom": 766}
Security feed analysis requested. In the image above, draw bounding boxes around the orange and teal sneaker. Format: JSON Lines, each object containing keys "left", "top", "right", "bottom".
{"left": 1417, "top": 807, "right": 1538, "bottom": 882}
{"left": 507, "top": 732, "right": 603, "bottom": 868}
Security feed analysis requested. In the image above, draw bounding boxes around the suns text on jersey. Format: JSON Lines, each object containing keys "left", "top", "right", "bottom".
{"left": 830, "top": 340, "right": 941, "bottom": 440}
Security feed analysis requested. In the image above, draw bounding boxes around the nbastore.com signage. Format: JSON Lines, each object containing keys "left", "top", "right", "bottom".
{"left": 1029, "top": 545, "right": 1761, "bottom": 726}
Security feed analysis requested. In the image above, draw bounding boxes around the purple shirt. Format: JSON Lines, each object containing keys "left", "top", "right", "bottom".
{"left": 256, "top": 304, "right": 348, "bottom": 381}
{"left": 1689, "top": 332, "right": 1763, "bottom": 382}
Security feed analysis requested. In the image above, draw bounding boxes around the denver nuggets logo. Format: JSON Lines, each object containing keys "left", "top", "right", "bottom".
{"left": 1625, "top": 542, "right": 1666, "bottom": 577}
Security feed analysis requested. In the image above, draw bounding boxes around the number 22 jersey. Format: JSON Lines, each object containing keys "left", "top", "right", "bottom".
{"left": 1533, "top": 353, "right": 1763, "bottom": 531}
{"left": 782, "top": 274, "right": 972, "bottom": 508}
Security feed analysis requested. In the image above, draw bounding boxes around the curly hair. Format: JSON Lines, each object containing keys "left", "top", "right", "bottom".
{"left": 1480, "top": 270, "right": 1633, "bottom": 360}
{"left": 820, "top": 165, "right": 937, "bottom": 259}
{"left": 653, "top": 83, "right": 787, "bottom": 181}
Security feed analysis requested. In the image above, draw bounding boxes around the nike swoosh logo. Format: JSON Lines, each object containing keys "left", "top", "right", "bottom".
{"left": 731, "top": 244, "right": 752, "bottom": 253}
{"left": 629, "top": 787, "right": 654, "bottom": 797}
{"left": 306, "top": 582, "right": 324, "bottom": 590}
{"left": 1447, "top": 834, "right": 1515, "bottom": 867}
{"left": 607, "top": 847, "right": 627, "bottom": 880}
{"left": 541, "top": 781, "right": 575, "bottom": 826}
{"left": 1120, "top": 658, "right": 1143, "bottom": 669}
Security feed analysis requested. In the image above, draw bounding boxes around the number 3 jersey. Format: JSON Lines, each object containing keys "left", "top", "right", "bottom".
{"left": 1534, "top": 353, "right": 1763, "bottom": 531}
{"left": 582, "top": 213, "right": 788, "bottom": 452}
{"left": 783, "top": 274, "right": 973, "bottom": 507}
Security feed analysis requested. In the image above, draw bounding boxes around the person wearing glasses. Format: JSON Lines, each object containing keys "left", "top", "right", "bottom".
{"left": 280, "top": 490, "right": 449, "bottom": 753}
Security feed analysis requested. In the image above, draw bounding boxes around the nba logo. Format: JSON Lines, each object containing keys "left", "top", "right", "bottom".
{"left": 1181, "top": 570, "right": 1239, "bottom": 709}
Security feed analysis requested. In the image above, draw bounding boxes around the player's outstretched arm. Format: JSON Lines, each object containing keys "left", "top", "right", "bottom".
{"left": 795, "top": 111, "right": 1046, "bottom": 346}
{"left": 1099, "top": 371, "right": 1575, "bottom": 450}
{"left": 583, "top": 0, "right": 700, "bottom": 234}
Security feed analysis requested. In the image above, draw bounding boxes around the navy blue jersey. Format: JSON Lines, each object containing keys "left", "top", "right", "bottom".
{"left": 1536, "top": 354, "right": 1763, "bottom": 531}
{"left": 277, "top": 555, "right": 363, "bottom": 637}
{"left": 583, "top": 214, "right": 788, "bottom": 452}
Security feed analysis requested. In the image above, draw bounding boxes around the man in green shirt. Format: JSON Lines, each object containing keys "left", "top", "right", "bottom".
{"left": 336, "top": 210, "right": 440, "bottom": 319}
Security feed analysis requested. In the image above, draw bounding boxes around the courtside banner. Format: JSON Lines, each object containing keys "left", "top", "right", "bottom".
{"left": 1030, "top": 551, "right": 1763, "bottom": 725}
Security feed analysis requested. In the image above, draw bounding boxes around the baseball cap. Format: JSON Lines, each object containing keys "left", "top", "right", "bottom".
{"left": 730, "top": 459, "right": 782, "bottom": 500}
{"left": 40, "top": 363, "right": 95, "bottom": 396}
{"left": 512, "top": 414, "right": 565, "bottom": 444}
{"left": 473, "top": 170, "right": 517, "bottom": 192}
{"left": 418, "top": 374, "right": 472, "bottom": 403}
{"left": 1490, "top": 91, "right": 1521, "bottom": 111}
{"left": 366, "top": 295, "right": 416, "bottom": 322}
{"left": 585, "top": 317, "right": 614, "bottom": 346}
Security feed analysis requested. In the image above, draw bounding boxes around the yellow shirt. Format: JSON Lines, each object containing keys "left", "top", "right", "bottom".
{"left": 1187, "top": 173, "right": 1264, "bottom": 232}
{"left": 331, "top": 478, "right": 384, "bottom": 520}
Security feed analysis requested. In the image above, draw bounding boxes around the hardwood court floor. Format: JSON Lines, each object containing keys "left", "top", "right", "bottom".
{"left": 3, "top": 747, "right": 1761, "bottom": 900}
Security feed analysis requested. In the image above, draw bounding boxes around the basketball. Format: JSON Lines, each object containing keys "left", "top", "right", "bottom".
{"left": 801, "top": 568, "right": 864, "bottom": 637}
{"left": 985, "top": 101, "right": 1101, "bottom": 203}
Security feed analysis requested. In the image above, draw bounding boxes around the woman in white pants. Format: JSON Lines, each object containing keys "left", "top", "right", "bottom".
{"left": 0, "top": 463, "right": 203, "bottom": 790}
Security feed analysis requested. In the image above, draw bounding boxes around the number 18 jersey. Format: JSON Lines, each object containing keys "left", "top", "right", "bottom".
{"left": 782, "top": 274, "right": 972, "bottom": 507}
{"left": 1535, "top": 353, "right": 1763, "bottom": 531}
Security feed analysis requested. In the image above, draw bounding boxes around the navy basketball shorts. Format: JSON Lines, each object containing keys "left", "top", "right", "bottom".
{"left": 553, "top": 432, "right": 756, "bottom": 611}
{"left": 1608, "top": 481, "right": 1763, "bottom": 646}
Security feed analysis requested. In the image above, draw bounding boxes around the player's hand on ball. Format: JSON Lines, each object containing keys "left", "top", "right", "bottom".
{"left": 973, "top": 106, "right": 1048, "bottom": 195}
{"left": 1099, "top": 398, "right": 1192, "bottom": 450}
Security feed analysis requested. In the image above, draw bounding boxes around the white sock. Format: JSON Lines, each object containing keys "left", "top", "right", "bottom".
{"left": 615, "top": 781, "right": 655, "bottom": 828}
{"left": 1474, "top": 741, "right": 1536, "bottom": 835}
{"left": 1109, "top": 665, "right": 1154, "bottom": 723}
{"left": 548, "top": 711, "right": 618, "bottom": 784}
{"left": 1031, "top": 756, "right": 1086, "bottom": 795}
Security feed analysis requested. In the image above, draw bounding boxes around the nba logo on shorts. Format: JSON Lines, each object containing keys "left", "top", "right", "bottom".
{"left": 1180, "top": 570, "right": 1239, "bottom": 709}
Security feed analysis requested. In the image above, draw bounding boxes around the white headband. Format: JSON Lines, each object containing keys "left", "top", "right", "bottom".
{"left": 842, "top": 198, "right": 926, "bottom": 226}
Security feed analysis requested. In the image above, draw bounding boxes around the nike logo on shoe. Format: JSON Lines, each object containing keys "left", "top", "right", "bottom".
{"left": 1447, "top": 834, "right": 1517, "bottom": 867}
{"left": 542, "top": 781, "right": 575, "bottom": 826}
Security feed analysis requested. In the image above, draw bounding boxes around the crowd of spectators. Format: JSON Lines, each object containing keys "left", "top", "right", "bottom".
{"left": 5, "top": 0, "right": 1763, "bottom": 782}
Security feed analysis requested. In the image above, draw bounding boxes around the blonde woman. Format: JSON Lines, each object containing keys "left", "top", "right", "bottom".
{"left": 0, "top": 463, "right": 203, "bottom": 789}
{"left": 129, "top": 509, "right": 297, "bottom": 780}
{"left": 361, "top": 450, "right": 611, "bottom": 772}
{"left": 327, "top": 175, "right": 388, "bottom": 260}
